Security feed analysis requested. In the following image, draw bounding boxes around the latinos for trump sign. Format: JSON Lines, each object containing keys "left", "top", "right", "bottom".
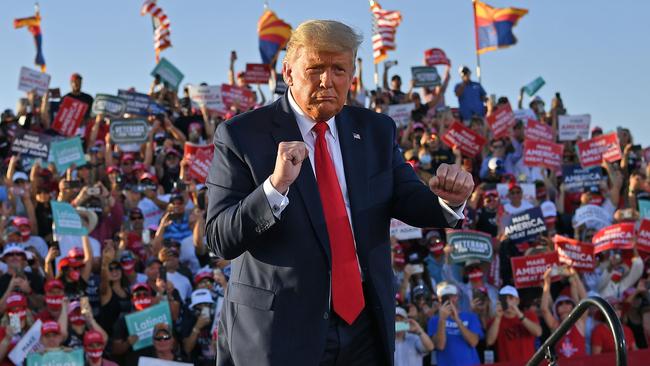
{"left": 51, "top": 200, "right": 87, "bottom": 236}
{"left": 424, "top": 48, "right": 450, "bottom": 66}
{"left": 592, "top": 222, "right": 635, "bottom": 254}
{"left": 503, "top": 207, "right": 547, "bottom": 244}
{"left": 523, "top": 77, "right": 545, "bottom": 97}
{"left": 446, "top": 229, "right": 493, "bottom": 263}
{"left": 442, "top": 121, "right": 487, "bottom": 157}
{"left": 125, "top": 301, "right": 172, "bottom": 351}
{"left": 554, "top": 235, "right": 595, "bottom": 271}
{"left": 11, "top": 130, "right": 52, "bottom": 159}
{"left": 92, "top": 94, "right": 127, "bottom": 118}
{"left": 525, "top": 120, "right": 554, "bottom": 142}
{"left": 562, "top": 165, "right": 602, "bottom": 193}
{"left": 18, "top": 67, "right": 51, "bottom": 95}
{"left": 184, "top": 143, "right": 215, "bottom": 184}
{"left": 486, "top": 104, "right": 516, "bottom": 139}
{"left": 637, "top": 219, "right": 650, "bottom": 253}
{"left": 511, "top": 251, "right": 559, "bottom": 288}
{"left": 151, "top": 58, "right": 184, "bottom": 91}
{"left": 109, "top": 119, "right": 150, "bottom": 145}
{"left": 26, "top": 348, "right": 83, "bottom": 366}
{"left": 523, "top": 139, "right": 564, "bottom": 171}
{"left": 577, "top": 132, "right": 622, "bottom": 168}
{"left": 559, "top": 114, "right": 591, "bottom": 141}
{"left": 50, "top": 137, "right": 86, "bottom": 172}
{"left": 51, "top": 97, "right": 88, "bottom": 136}
{"left": 411, "top": 66, "right": 441, "bottom": 88}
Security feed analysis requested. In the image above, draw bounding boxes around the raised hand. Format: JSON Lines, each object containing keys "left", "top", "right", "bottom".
{"left": 429, "top": 163, "right": 474, "bottom": 207}
{"left": 270, "top": 142, "right": 308, "bottom": 194}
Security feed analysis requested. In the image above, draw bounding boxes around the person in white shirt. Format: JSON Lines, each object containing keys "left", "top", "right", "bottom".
{"left": 159, "top": 246, "right": 192, "bottom": 302}
{"left": 503, "top": 183, "right": 534, "bottom": 215}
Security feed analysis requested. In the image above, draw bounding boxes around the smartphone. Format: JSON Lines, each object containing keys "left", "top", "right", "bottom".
{"left": 197, "top": 190, "right": 206, "bottom": 211}
{"left": 440, "top": 294, "right": 451, "bottom": 305}
{"left": 9, "top": 313, "right": 20, "bottom": 334}
{"left": 48, "top": 88, "right": 61, "bottom": 99}
{"left": 80, "top": 296, "right": 90, "bottom": 314}
{"left": 499, "top": 296, "right": 509, "bottom": 311}
{"left": 159, "top": 266, "right": 167, "bottom": 282}
{"left": 395, "top": 321, "right": 410, "bottom": 332}
{"left": 142, "top": 229, "right": 151, "bottom": 245}
{"left": 472, "top": 288, "right": 486, "bottom": 302}
{"left": 87, "top": 187, "right": 100, "bottom": 196}
{"left": 410, "top": 264, "right": 424, "bottom": 275}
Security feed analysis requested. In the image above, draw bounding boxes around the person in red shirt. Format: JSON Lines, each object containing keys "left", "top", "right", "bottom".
{"left": 486, "top": 285, "right": 543, "bottom": 363}
{"left": 591, "top": 297, "right": 637, "bottom": 354}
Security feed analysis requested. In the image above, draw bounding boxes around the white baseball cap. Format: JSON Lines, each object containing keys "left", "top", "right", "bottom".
{"left": 395, "top": 307, "right": 407, "bottom": 318}
{"left": 499, "top": 285, "right": 519, "bottom": 298}
{"left": 189, "top": 289, "right": 214, "bottom": 310}
{"left": 436, "top": 282, "right": 458, "bottom": 298}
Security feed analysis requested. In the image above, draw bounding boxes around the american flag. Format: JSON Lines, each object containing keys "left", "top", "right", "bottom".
{"left": 141, "top": 0, "right": 171, "bottom": 62}
{"left": 370, "top": 0, "right": 402, "bottom": 64}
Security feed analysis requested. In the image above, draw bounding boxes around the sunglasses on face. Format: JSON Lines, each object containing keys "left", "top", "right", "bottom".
{"left": 109, "top": 265, "right": 121, "bottom": 271}
{"left": 154, "top": 334, "right": 171, "bottom": 341}
{"left": 130, "top": 216, "right": 143, "bottom": 220}
{"left": 510, "top": 190, "right": 522, "bottom": 195}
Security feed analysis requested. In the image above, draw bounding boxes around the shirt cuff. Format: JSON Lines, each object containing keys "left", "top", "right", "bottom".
{"left": 263, "top": 177, "right": 290, "bottom": 219}
{"left": 438, "top": 197, "right": 466, "bottom": 226}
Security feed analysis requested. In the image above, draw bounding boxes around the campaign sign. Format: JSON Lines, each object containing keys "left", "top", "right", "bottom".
{"left": 577, "top": 132, "right": 622, "bottom": 168}
{"left": 138, "top": 357, "right": 193, "bottom": 366}
{"left": 50, "top": 137, "right": 86, "bottom": 172}
{"left": 9, "top": 319, "right": 42, "bottom": 365}
{"left": 11, "top": 130, "right": 51, "bottom": 159}
{"left": 511, "top": 251, "right": 559, "bottom": 288}
{"left": 390, "top": 219, "right": 422, "bottom": 240}
{"left": 411, "top": 66, "right": 441, "bottom": 88}
{"left": 18, "top": 67, "right": 51, "bottom": 95}
{"left": 592, "top": 222, "right": 635, "bottom": 254}
{"left": 442, "top": 121, "right": 487, "bottom": 157}
{"left": 51, "top": 200, "right": 87, "bottom": 236}
{"left": 572, "top": 204, "right": 612, "bottom": 229}
{"left": 562, "top": 165, "right": 602, "bottom": 193}
{"left": 221, "top": 84, "right": 255, "bottom": 110}
{"left": 523, "top": 77, "right": 545, "bottom": 97}
{"left": 424, "top": 48, "right": 450, "bottom": 66}
{"left": 514, "top": 109, "right": 538, "bottom": 123}
{"left": 637, "top": 219, "right": 650, "bottom": 253}
{"left": 51, "top": 97, "right": 89, "bottom": 136}
{"left": 109, "top": 119, "right": 150, "bottom": 145}
{"left": 151, "top": 57, "right": 184, "bottom": 90}
{"left": 387, "top": 103, "right": 415, "bottom": 127}
{"left": 118, "top": 89, "right": 166, "bottom": 116}
{"left": 523, "top": 139, "right": 564, "bottom": 171}
{"left": 188, "top": 85, "right": 226, "bottom": 115}
{"left": 503, "top": 207, "right": 547, "bottom": 244}
{"left": 554, "top": 235, "right": 595, "bottom": 271}
{"left": 125, "top": 301, "right": 173, "bottom": 351}
{"left": 525, "top": 120, "right": 554, "bottom": 142}
{"left": 446, "top": 229, "right": 493, "bottom": 263}
{"left": 559, "top": 114, "right": 591, "bottom": 141}
{"left": 26, "top": 348, "right": 83, "bottom": 366}
{"left": 245, "top": 63, "right": 271, "bottom": 84}
{"left": 486, "top": 104, "right": 516, "bottom": 139}
{"left": 184, "top": 143, "right": 215, "bottom": 183}
{"left": 639, "top": 199, "right": 650, "bottom": 219}
{"left": 92, "top": 94, "right": 127, "bottom": 118}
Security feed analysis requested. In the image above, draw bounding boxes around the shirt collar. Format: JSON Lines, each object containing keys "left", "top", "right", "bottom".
{"left": 287, "top": 88, "right": 337, "bottom": 142}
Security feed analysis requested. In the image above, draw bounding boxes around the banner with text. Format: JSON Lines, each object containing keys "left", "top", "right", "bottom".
{"left": 118, "top": 90, "right": 166, "bottom": 116}
{"left": 577, "top": 132, "right": 622, "bottom": 168}
{"left": 245, "top": 64, "right": 271, "bottom": 84}
{"left": 183, "top": 143, "right": 215, "bottom": 183}
{"left": 446, "top": 229, "right": 494, "bottom": 263}
{"left": 559, "top": 114, "right": 591, "bottom": 141}
{"left": 92, "top": 94, "right": 127, "bottom": 118}
{"left": 18, "top": 67, "right": 51, "bottom": 95}
{"left": 503, "top": 207, "right": 547, "bottom": 244}
{"left": 487, "top": 104, "right": 516, "bottom": 139}
{"left": 411, "top": 66, "right": 441, "bottom": 88}
{"left": 109, "top": 119, "right": 150, "bottom": 145}
{"left": 511, "top": 251, "right": 559, "bottom": 288}
{"left": 390, "top": 219, "right": 422, "bottom": 240}
{"left": 562, "top": 165, "right": 602, "bottom": 193}
{"left": 138, "top": 357, "right": 193, "bottom": 366}
{"left": 51, "top": 200, "right": 87, "bottom": 236}
{"left": 50, "top": 137, "right": 86, "bottom": 172}
{"left": 424, "top": 48, "right": 450, "bottom": 66}
{"left": 51, "top": 97, "right": 88, "bottom": 136}
{"left": 9, "top": 319, "right": 42, "bottom": 365}
{"left": 442, "top": 121, "right": 487, "bottom": 157}
{"left": 525, "top": 120, "right": 553, "bottom": 142}
{"left": 188, "top": 84, "right": 226, "bottom": 115}
{"left": 523, "top": 139, "right": 563, "bottom": 171}
{"left": 573, "top": 204, "right": 612, "bottom": 229}
{"left": 387, "top": 103, "right": 415, "bottom": 127}
{"left": 11, "top": 130, "right": 52, "bottom": 159}
{"left": 636, "top": 219, "right": 650, "bottom": 253}
{"left": 592, "top": 223, "right": 635, "bottom": 254}
{"left": 27, "top": 348, "right": 83, "bottom": 366}
{"left": 151, "top": 58, "right": 184, "bottom": 90}
{"left": 523, "top": 77, "right": 545, "bottom": 97}
{"left": 553, "top": 235, "right": 595, "bottom": 271}
{"left": 125, "top": 301, "right": 172, "bottom": 351}
{"left": 639, "top": 199, "right": 650, "bottom": 219}
{"left": 221, "top": 84, "right": 255, "bottom": 110}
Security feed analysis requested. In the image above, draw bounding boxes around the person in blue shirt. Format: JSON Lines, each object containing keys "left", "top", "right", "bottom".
{"left": 428, "top": 282, "right": 483, "bottom": 366}
{"left": 454, "top": 66, "right": 487, "bottom": 122}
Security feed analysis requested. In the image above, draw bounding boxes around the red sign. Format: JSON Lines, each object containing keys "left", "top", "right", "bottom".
{"left": 184, "top": 143, "right": 215, "bottom": 183}
{"left": 525, "top": 120, "right": 554, "bottom": 142}
{"left": 424, "top": 48, "right": 450, "bottom": 66}
{"left": 553, "top": 235, "right": 595, "bottom": 271}
{"left": 523, "top": 139, "right": 564, "bottom": 171}
{"left": 637, "top": 219, "right": 650, "bottom": 253}
{"left": 510, "top": 251, "right": 560, "bottom": 288}
{"left": 441, "top": 121, "right": 487, "bottom": 157}
{"left": 51, "top": 97, "right": 88, "bottom": 136}
{"left": 577, "top": 132, "right": 622, "bottom": 168}
{"left": 592, "top": 222, "right": 635, "bottom": 254}
{"left": 486, "top": 104, "right": 515, "bottom": 139}
{"left": 220, "top": 84, "right": 256, "bottom": 110}
{"left": 244, "top": 64, "right": 271, "bottom": 84}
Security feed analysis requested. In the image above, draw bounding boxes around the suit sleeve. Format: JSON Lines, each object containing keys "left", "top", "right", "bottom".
{"left": 205, "top": 122, "right": 277, "bottom": 260}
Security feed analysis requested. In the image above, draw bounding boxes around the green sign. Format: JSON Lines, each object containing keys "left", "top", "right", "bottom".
{"left": 50, "top": 137, "right": 86, "bottom": 172}
{"left": 27, "top": 348, "right": 83, "bottom": 366}
{"left": 51, "top": 200, "right": 87, "bottom": 236}
{"left": 446, "top": 229, "right": 494, "bottom": 263}
{"left": 411, "top": 66, "right": 441, "bottom": 88}
{"left": 151, "top": 58, "right": 184, "bottom": 91}
{"left": 125, "top": 301, "right": 172, "bottom": 351}
{"left": 639, "top": 199, "right": 650, "bottom": 219}
{"left": 523, "top": 76, "right": 545, "bottom": 96}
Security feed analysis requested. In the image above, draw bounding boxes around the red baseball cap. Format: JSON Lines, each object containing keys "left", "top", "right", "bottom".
{"left": 84, "top": 329, "right": 105, "bottom": 346}
{"left": 139, "top": 172, "right": 158, "bottom": 183}
{"left": 41, "top": 320, "right": 61, "bottom": 335}
{"left": 121, "top": 153, "right": 136, "bottom": 162}
{"left": 7, "top": 292, "right": 27, "bottom": 310}
{"left": 131, "top": 282, "right": 152, "bottom": 294}
{"left": 194, "top": 271, "right": 214, "bottom": 285}
{"left": 106, "top": 166, "right": 120, "bottom": 175}
{"left": 45, "top": 279, "right": 64, "bottom": 293}
{"left": 70, "top": 73, "right": 82, "bottom": 81}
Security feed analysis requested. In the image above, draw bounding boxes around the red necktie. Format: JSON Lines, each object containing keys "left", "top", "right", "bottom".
{"left": 313, "top": 121, "right": 365, "bottom": 325}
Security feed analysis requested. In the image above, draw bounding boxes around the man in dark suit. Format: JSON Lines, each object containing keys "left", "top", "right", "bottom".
{"left": 206, "top": 20, "right": 474, "bottom": 366}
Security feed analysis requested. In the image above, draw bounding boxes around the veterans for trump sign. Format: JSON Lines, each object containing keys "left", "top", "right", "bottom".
{"left": 503, "top": 207, "right": 547, "bottom": 244}
{"left": 446, "top": 229, "right": 493, "bottom": 263}
{"left": 554, "top": 235, "right": 595, "bottom": 271}
{"left": 511, "top": 252, "right": 559, "bottom": 288}
{"left": 523, "top": 140, "right": 563, "bottom": 171}
{"left": 442, "top": 121, "right": 487, "bottom": 157}
{"left": 577, "top": 132, "right": 622, "bottom": 168}
{"left": 592, "top": 222, "right": 635, "bottom": 254}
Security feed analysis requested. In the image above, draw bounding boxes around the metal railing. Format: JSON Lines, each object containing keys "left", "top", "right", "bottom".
{"left": 526, "top": 296, "right": 627, "bottom": 366}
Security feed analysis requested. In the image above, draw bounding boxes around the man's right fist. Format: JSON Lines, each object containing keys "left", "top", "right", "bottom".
{"left": 270, "top": 141, "right": 308, "bottom": 194}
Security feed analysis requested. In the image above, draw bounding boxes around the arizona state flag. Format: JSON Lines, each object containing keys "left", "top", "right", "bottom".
{"left": 14, "top": 13, "right": 46, "bottom": 72}
{"left": 258, "top": 9, "right": 292, "bottom": 67}
{"left": 474, "top": 0, "right": 528, "bottom": 54}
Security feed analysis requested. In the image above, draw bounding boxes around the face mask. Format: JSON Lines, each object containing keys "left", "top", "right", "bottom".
{"left": 189, "top": 131, "right": 201, "bottom": 143}
{"left": 68, "top": 269, "right": 81, "bottom": 282}
{"left": 19, "top": 229, "right": 30, "bottom": 240}
{"left": 395, "top": 321, "right": 409, "bottom": 332}
{"left": 419, "top": 154, "right": 432, "bottom": 165}
{"left": 45, "top": 295, "right": 64, "bottom": 311}
{"left": 85, "top": 346, "right": 103, "bottom": 363}
{"left": 133, "top": 296, "right": 153, "bottom": 311}
{"left": 70, "top": 311, "right": 86, "bottom": 326}
{"left": 611, "top": 272, "right": 623, "bottom": 283}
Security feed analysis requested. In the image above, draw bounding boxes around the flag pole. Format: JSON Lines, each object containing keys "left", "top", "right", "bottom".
{"left": 472, "top": 0, "right": 482, "bottom": 83}
{"left": 374, "top": 63, "right": 379, "bottom": 90}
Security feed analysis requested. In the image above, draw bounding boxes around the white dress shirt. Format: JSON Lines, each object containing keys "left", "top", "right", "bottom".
{"left": 263, "top": 89, "right": 465, "bottom": 229}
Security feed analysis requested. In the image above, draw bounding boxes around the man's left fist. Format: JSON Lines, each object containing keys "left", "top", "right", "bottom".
{"left": 428, "top": 164, "right": 474, "bottom": 207}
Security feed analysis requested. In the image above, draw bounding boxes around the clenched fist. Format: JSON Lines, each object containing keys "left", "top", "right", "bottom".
{"left": 270, "top": 141, "right": 309, "bottom": 194}
{"left": 428, "top": 163, "right": 474, "bottom": 207}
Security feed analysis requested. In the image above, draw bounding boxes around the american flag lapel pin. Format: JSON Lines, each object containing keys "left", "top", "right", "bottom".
{"left": 353, "top": 133, "right": 361, "bottom": 140}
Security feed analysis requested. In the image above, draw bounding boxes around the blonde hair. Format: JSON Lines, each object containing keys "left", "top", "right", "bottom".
{"left": 285, "top": 20, "right": 363, "bottom": 62}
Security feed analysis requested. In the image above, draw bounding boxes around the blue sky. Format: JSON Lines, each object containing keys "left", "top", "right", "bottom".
{"left": 2, "top": 0, "right": 649, "bottom": 142}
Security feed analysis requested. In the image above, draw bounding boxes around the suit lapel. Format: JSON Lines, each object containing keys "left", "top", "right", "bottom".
{"left": 271, "top": 95, "right": 332, "bottom": 265}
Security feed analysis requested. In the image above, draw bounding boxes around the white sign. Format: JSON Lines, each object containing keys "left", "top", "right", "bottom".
{"left": 559, "top": 114, "right": 591, "bottom": 141}
{"left": 573, "top": 204, "right": 611, "bottom": 229}
{"left": 138, "top": 357, "right": 193, "bottom": 366}
{"left": 390, "top": 219, "right": 422, "bottom": 240}
{"left": 496, "top": 183, "right": 536, "bottom": 206}
{"left": 387, "top": 103, "right": 415, "bottom": 127}
{"left": 9, "top": 319, "right": 43, "bottom": 365}
{"left": 514, "top": 109, "right": 537, "bottom": 123}
{"left": 18, "top": 67, "right": 51, "bottom": 95}
{"left": 188, "top": 85, "right": 226, "bottom": 114}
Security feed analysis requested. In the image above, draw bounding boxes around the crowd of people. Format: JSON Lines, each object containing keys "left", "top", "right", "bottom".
{"left": 0, "top": 48, "right": 646, "bottom": 366}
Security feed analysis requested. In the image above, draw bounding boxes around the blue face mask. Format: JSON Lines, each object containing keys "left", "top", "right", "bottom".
{"left": 419, "top": 154, "right": 432, "bottom": 165}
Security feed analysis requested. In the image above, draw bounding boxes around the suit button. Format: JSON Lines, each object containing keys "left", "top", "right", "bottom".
{"left": 323, "top": 312, "right": 329, "bottom": 320}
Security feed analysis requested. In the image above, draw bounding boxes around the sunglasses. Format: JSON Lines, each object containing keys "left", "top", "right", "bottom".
{"left": 154, "top": 334, "right": 171, "bottom": 341}
{"left": 491, "top": 144, "right": 505, "bottom": 149}
{"left": 510, "top": 190, "right": 522, "bottom": 195}
{"left": 109, "top": 265, "right": 121, "bottom": 271}
{"left": 130, "top": 216, "right": 144, "bottom": 220}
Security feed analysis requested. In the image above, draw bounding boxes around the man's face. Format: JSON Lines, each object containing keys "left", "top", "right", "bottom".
{"left": 462, "top": 71, "right": 471, "bottom": 82}
{"left": 284, "top": 47, "right": 354, "bottom": 122}
{"left": 490, "top": 141, "right": 506, "bottom": 157}
{"left": 509, "top": 188, "right": 523, "bottom": 205}
{"left": 391, "top": 77, "right": 401, "bottom": 91}
{"left": 42, "top": 332, "right": 62, "bottom": 348}
{"left": 145, "top": 262, "right": 160, "bottom": 281}
{"left": 70, "top": 78, "right": 82, "bottom": 93}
